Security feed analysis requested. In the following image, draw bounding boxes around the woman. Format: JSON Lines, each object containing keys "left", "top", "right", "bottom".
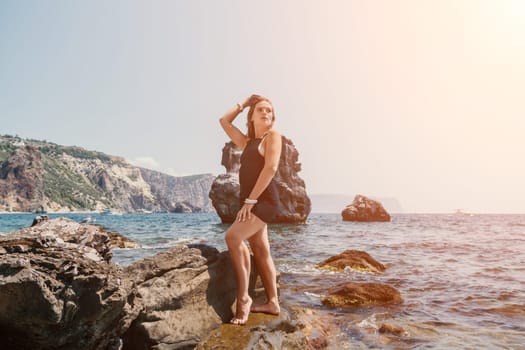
{"left": 219, "top": 94, "right": 282, "bottom": 325}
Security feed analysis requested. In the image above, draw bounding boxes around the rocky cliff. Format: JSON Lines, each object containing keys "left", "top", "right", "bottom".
{"left": 0, "top": 135, "right": 214, "bottom": 213}
{"left": 139, "top": 168, "right": 213, "bottom": 213}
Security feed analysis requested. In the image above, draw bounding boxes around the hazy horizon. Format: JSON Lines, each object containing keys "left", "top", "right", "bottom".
{"left": 2, "top": 1, "right": 524, "bottom": 214}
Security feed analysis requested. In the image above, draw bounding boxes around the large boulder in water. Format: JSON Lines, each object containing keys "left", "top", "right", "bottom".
{"left": 318, "top": 250, "right": 386, "bottom": 273}
{"left": 209, "top": 136, "right": 311, "bottom": 223}
{"left": 341, "top": 195, "right": 391, "bottom": 222}
{"left": 0, "top": 218, "right": 141, "bottom": 350}
{"left": 209, "top": 173, "right": 241, "bottom": 223}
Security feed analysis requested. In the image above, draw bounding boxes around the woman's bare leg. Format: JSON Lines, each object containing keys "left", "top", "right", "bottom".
{"left": 225, "top": 215, "right": 266, "bottom": 325}
{"left": 248, "top": 225, "right": 280, "bottom": 315}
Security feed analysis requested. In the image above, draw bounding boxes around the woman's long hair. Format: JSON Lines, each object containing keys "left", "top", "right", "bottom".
{"left": 246, "top": 95, "right": 276, "bottom": 139}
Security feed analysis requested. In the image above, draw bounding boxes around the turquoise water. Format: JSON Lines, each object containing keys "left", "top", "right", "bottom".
{"left": 1, "top": 213, "right": 524, "bottom": 349}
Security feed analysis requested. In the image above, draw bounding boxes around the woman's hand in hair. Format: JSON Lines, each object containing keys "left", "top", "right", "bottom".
{"left": 242, "top": 94, "right": 262, "bottom": 109}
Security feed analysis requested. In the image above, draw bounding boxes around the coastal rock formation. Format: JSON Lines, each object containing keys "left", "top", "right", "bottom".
{"left": 0, "top": 145, "right": 45, "bottom": 212}
{"left": 0, "top": 134, "right": 214, "bottom": 213}
{"left": 318, "top": 250, "right": 386, "bottom": 273}
{"left": 210, "top": 137, "right": 311, "bottom": 223}
{"left": 0, "top": 218, "right": 141, "bottom": 350}
{"left": 121, "top": 244, "right": 238, "bottom": 349}
{"left": 341, "top": 194, "right": 391, "bottom": 222}
{"left": 321, "top": 282, "right": 402, "bottom": 307}
{"left": 1, "top": 217, "right": 313, "bottom": 349}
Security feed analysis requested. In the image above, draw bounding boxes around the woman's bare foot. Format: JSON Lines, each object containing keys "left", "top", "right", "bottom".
{"left": 250, "top": 301, "right": 280, "bottom": 315}
{"left": 230, "top": 297, "right": 252, "bottom": 325}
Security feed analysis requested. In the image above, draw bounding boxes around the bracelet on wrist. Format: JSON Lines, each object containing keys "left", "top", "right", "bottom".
{"left": 236, "top": 102, "right": 244, "bottom": 112}
{"left": 244, "top": 198, "right": 257, "bottom": 205}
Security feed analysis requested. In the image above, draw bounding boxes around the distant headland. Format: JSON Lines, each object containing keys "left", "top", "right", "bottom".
{"left": 0, "top": 134, "right": 214, "bottom": 213}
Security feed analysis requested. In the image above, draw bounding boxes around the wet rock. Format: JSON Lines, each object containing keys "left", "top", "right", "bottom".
{"left": 321, "top": 282, "right": 402, "bottom": 307}
{"left": 210, "top": 136, "right": 311, "bottom": 223}
{"left": 341, "top": 195, "right": 391, "bottom": 222}
{"left": 378, "top": 323, "right": 408, "bottom": 337}
{"left": 286, "top": 305, "right": 340, "bottom": 350}
{"left": 318, "top": 250, "right": 385, "bottom": 272}
{"left": 247, "top": 319, "right": 310, "bottom": 349}
{"left": 196, "top": 314, "right": 309, "bottom": 350}
{"left": 105, "top": 230, "right": 141, "bottom": 249}
{"left": 0, "top": 218, "right": 141, "bottom": 350}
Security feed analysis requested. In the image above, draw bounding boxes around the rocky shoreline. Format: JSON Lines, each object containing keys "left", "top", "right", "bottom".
{"left": 0, "top": 218, "right": 402, "bottom": 349}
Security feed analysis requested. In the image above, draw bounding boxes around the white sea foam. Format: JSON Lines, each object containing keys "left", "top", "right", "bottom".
{"left": 303, "top": 291, "right": 322, "bottom": 299}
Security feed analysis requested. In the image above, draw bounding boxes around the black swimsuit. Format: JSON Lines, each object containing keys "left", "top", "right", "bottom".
{"left": 239, "top": 138, "right": 279, "bottom": 223}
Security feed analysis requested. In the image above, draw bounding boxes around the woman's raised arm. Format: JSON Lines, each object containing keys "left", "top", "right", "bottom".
{"left": 219, "top": 101, "right": 249, "bottom": 149}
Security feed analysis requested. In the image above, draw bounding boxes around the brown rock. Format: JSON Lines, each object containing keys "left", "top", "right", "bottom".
{"left": 106, "top": 230, "right": 141, "bottom": 249}
{"left": 378, "top": 323, "right": 407, "bottom": 336}
{"left": 318, "top": 250, "right": 385, "bottom": 272}
{"left": 195, "top": 315, "right": 309, "bottom": 350}
{"left": 341, "top": 195, "right": 391, "bottom": 222}
{"left": 321, "top": 282, "right": 402, "bottom": 307}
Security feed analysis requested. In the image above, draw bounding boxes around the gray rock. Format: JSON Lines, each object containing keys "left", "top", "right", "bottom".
{"left": 208, "top": 173, "right": 241, "bottom": 223}
{"left": 0, "top": 218, "right": 141, "bottom": 350}
{"left": 210, "top": 136, "right": 311, "bottom": 224}
{"left": 341, "top": 194, "right": 391, "bottom": 222}
{"left": 121, "top": 244, "right": 238, "bottom": 349}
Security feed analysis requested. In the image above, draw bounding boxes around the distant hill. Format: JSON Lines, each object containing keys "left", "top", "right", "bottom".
{"left": 310, "top": 194, "right": 403, "bottom": 214}
{"left": 0, "top": 134, "right": 215, "bottom": 213}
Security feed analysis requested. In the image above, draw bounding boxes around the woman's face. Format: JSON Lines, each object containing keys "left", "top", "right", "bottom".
{"left": 251, "top": 100, "right": 274, "bottom": 127}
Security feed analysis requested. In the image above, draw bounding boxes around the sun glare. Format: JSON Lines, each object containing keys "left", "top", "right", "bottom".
{"left": 482, "top": 0, "right": 525, "bottom": 37}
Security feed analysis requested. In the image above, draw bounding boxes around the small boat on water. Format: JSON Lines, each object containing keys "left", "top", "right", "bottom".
{"left": 453, "top": 209, "right": 474, "bottom": 216}
{"left": 100, "top": 208, "right": 113, "bottom": 215}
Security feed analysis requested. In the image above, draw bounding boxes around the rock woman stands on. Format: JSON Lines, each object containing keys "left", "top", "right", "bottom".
{"left": 219, "top": 94, "right": 282, "bottom": 325}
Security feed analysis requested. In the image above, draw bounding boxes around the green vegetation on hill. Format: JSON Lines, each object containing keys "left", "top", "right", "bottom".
{"left": 40, "top": 144, "right": 112, "bottom": 162}
{"left": 42, "top": 155, "right": 110, "bottom": 210}
{"left": 1, "top": 134, "right": 114, "bottom": 163}
{"left": 0, "top": 141, "right": 16, "bottom": 163}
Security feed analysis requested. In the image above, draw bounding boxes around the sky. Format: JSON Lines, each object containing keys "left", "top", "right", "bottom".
{"left": 1, "top": 0, "right": 524, "bottom": 213}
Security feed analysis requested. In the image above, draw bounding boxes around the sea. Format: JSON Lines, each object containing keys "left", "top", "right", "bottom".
{"left": 1, "top": 212, "right": 524, "bottom": 350}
